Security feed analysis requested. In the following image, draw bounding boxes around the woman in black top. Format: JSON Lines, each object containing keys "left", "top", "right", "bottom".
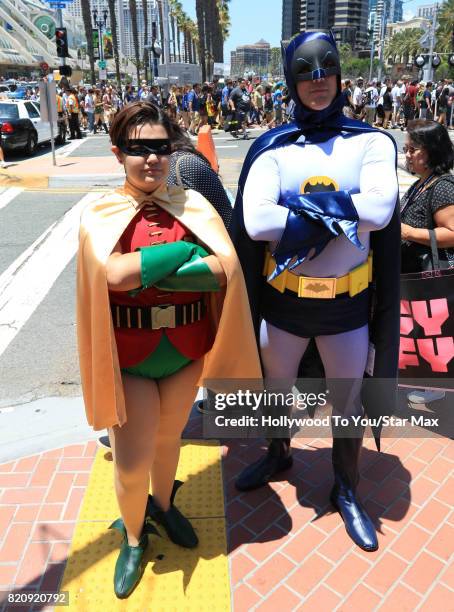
{"left": 401, "top": 120, "right": 454, "bottom": 273}
{"left": 437, "top": 87, "right": 450, "bottom": 127}
{"left": 383, "top": 86, "right": 393, "bottom": 129}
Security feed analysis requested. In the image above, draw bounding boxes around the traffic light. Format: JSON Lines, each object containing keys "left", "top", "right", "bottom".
{"left": 59, "top": 65, "right": 72, "bottom": 77}
{"left": 55, "top": 28, "right": 69, "bottom": 58}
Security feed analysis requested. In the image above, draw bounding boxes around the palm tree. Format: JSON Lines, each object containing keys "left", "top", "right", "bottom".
{"left": 142, "top": 0, "right": 149, "bottom": 83}
{"left": 129, "top": 0, "right": 141, "bottom": 84}
{"left": 107, "top": 0, "right": 121, "bottom": 89}
{"left": 158, "top": 0, "right": 165, "bottom": 67}
{"left": 195, "top": 0, "right": 206, "bottom": 80}
{"left": 437, "top": 0, "right": 454, "bottom": 52}
{"left": 80, "top": 0, "right": 96, "bottom": 84}
{"left": 169, "top": 0, "right": 177, "bottom": 61}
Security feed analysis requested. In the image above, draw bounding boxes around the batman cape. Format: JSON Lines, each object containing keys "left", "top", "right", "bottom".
{"left": 230, "top": 32, "right": 401, "bottom": 449}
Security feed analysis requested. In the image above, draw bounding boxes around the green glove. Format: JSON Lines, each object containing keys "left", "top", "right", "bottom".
{"left": 155, "top": 252, "right": 220, "bottom": 292}
{"left": 129, "top": 241, "right": 208, "bottom": 297}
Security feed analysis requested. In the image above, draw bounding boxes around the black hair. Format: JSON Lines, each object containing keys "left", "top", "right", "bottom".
{"left": 109, "top": 100, "right": 209, "bottom": 164}
{"left": 407, "top": 119, "right": 454, "bottom": 175}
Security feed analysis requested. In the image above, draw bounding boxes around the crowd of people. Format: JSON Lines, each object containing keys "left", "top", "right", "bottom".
{"left": 48, "top": 77, "right": 294, "bottom": 142}
{"left": 342, "top": 75, "right": 454, "bottom": 129}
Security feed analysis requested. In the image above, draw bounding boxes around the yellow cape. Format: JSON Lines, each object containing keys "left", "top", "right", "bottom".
{"left": 77, "top": 181, "right": 262, "bottom": 430}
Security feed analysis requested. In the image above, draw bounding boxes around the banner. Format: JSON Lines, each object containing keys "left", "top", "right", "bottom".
{"left": 92, "top": 29, "right": 100, "bottom": 60}
{"left": 103, "top": 30, "right": 113, "bottom": 59}
{"left": 399, "top": 270, "right": 454, "bottom": 389}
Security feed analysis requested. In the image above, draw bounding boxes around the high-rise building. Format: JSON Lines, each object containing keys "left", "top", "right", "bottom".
{"left": 417, "top": 3, "right": 438, "bottom": 19}
{"left": 283, "top": 1, "right": 370, "bottom": 49}
{"left": 329, "top": 0, "right": 369, "bottom": 48}
{"left": 369, "top": 0, "right": 403, "bottom": 44}
{"left": 230, "top": 40, "right": 271, "bottom": 77}
{"left": 300, "top": 0, "right": 330, "bottom": 31}
{"left": 282, "top": 0, "right": 301, "bottom": 41}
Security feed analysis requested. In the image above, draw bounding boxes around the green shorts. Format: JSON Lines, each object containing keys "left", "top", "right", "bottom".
{"left": 121, "top": 334, "right": 192, "bottom": 380}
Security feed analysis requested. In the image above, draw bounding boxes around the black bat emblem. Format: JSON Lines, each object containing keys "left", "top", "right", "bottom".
{"left": 304, "top": 182, "right": 336, "bottom": 193}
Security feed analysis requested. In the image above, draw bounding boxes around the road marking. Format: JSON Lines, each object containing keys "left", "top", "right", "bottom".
{"left": 216, "top": 145, "right": 238, "bottom": 149}
{"left": 58, "top": 137, "right": 87, "bottom": 158}
{"left": 0, "top": 187, "right": 23, "bottom": 211}
{"left": 0, "top": 192, "right": 99, "bottom": 359}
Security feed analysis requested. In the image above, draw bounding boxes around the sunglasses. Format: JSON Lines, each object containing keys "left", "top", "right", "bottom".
{"left": 403, "top": 145, "right": 422, "bottom": 154}
{"left": 118, "top": 139, "right": 172, "bottom": 157}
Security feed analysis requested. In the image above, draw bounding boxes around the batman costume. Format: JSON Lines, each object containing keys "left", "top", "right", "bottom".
{"left": 230, "top": 32, "right": 401, "bottom": 552}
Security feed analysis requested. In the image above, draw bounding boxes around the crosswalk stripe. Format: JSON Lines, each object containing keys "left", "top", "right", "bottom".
{"left": 0, "top": 187, "right": 23, "bottom": 211}
{"left": 0, "top": 192, "right": 99, "bottom": 359}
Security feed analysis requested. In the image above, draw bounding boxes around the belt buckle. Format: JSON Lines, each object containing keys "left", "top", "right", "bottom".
{"left": 298, "top": 276, "right": 337, "bottom": 299}
{"left": 151, "top": 304, "right": 176, "bottom": 329}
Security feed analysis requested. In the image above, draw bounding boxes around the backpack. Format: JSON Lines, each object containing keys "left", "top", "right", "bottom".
{"left": 362, "top": 90, "right": 372, "bottom": 106}
{"left": 264, "top": 93, "right": 273, "bottom": 112}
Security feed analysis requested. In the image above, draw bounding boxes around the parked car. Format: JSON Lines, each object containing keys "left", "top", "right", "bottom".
{"left": 0, "top": 99, "right": 60, "bottom": 156}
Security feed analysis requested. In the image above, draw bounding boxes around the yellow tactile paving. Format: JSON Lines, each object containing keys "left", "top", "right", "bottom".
{"left": 78, "top": 440, "right": 224, "bottom": 521}
{"left": 61, "top": 441, "right": 230, "bottom": 611}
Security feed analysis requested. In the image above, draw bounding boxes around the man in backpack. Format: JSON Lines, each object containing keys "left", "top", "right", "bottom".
{"left": 363, "top": 81, "right": 379, "bottom": 126}
{"left": 352, "top": 77, "right": 364, "bottom": 117}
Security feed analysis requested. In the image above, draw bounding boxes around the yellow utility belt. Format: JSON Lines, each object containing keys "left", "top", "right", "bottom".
{"left": 263, "top": 251, "right": 373, "bottom": 299}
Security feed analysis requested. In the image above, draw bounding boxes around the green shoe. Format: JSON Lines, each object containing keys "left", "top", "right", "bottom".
{"left": 109, "top": 517, "right": 159, "bottom": 599}
{"left": 146, "top": 480, "right": 199, "bottom": 549}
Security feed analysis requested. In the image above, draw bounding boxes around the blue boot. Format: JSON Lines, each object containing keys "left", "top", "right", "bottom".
{"left": 330, "top": 437, "right": 378, "bottom": 552}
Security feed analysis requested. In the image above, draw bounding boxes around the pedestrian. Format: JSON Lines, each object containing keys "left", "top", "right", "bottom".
{"left": 382, "top": 84, "right": 393, "bottom": 128}
{"left": 180, "top": 85, "right": 190, "bottom": 130}
{"left": 229, "top": 77, "right": 251, "bottom": 139}
{"left": 220, "top": 79, "right": 233, "bottom": 129}
{"left": 401, "top": 120, "right": 454, "bottom": 404}
{"left": 197, "top": 84, "right": 209, "bottom": 130}
{"left": 93, "top": 89, "right": 108, "bottom": 134}
{"left": 421, "top": 82, "right": 434, "bottom": 120}
{"left": 76, "top": 100, "right": 260, "bottom": 599}
{"left": 84, "top": 88, "right": 95, "bottom": 133}
{"left": 352, "top": 77, "right": 364, "bottom": 117}
{"left": 363, "top": 81, "right": 379, "bottom": 126}
{"left": 67, "top": 87, "right": 82, "bottom": 139}
{"left": 341, "top": 79, "right": 355, "bottom": 118}
{"left": 251, "top": 85, "right": 263, "bottom": 125}
{"left": 188, "top": 83, "right": 201, "bottom": 135}
{"left": 272, "top": 83, "right": 284, "bottom": 127}
{"left": 391, "top": 80, "right": 402, "bottom": 127}
{"left": 263, "top": 85, "right": 274, "bottom": 127}
{"left": 437, "top": 87, "right": 450, "bottom": 127}
{"left": 230, "top": 30, "right": 400, "bottom": 553}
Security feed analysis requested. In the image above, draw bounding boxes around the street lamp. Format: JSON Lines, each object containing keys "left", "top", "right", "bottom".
{"left": 93, "top": 7, "right": 108, "bottom": 63}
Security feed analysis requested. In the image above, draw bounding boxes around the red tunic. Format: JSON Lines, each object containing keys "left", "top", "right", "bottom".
{"left": 109, "top": 201, "right": 214, "bottom": 368}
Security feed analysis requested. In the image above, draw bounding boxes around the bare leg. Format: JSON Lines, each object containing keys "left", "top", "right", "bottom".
{"left": 108, "top": 373, "right": 160, "bottom": 545}
{"left": 150, "top": 358, "right": 204, "bottom": 510}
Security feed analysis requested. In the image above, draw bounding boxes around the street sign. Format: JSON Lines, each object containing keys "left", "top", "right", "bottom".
{"left": 40, "top": 62, "right": 49, "bottom": 71}
{"left": 49, "top": 3, "right": 68, "bottom": 8}
{"left": 98, "top": 60, "right": 106, "bottom": 69}
{"left": 99, "top": 68, "right": 107, "bottom": 80}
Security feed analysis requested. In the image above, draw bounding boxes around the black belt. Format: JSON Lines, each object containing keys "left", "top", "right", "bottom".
{"left": 111, "top": 300, "right": 205, "bottom": 330}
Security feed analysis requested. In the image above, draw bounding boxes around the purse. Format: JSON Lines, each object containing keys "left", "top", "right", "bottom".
{"left": 399, "top": 179, "right": 454, "bottom": 388}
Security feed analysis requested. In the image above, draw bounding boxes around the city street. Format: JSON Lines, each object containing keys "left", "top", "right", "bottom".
{"left": 0, "top": 127, "right": 453, "bottom": 611}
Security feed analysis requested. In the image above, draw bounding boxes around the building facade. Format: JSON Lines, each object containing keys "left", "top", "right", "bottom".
{"left": 300, "top": 0, "right": 330, "bottom": 31}
{"left": 417, "top": 4, "right": 438, "bottom": 19}
{"left": 282, "top": 0, "right": 301, "bottom": 41}
{"left": 230, "top": 40, "right": 271, "bottom": 78}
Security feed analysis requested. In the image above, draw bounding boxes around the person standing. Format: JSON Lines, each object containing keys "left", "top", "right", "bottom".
{"left": 67, "top": 87, "right": 82, "bottom": 139}
{"left": 363, "top": 81, "right": 379, "bottom": 126}
{"left": 229, "top": 78, "right": 251, "bottom": 139}
{"left": 188, "top": 83, "right": 201, "bottom": 135}
{"left": 84, "top": 88, "right": 95, "bottom": 133}
{"left": 391, "top": 80, "right": 402, "bottom": 127}
{"left": 231, "top": 31, "right": 400, "bottom": 553}
{"left": 77, "top": 101, "right": 260, "bottom": 598}
{"left": 272, "top": 84, "right": 284, "bottom": 127}
{"left": 420, "top": 82, "right": 434, "bottom": 120}
{"left": 352, "top": 77, "right": 364, "bottom": 118}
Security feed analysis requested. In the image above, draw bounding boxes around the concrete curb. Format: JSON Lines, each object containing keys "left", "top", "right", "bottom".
{"left": 0, "top": 171, "right": 124, "bottom": 190}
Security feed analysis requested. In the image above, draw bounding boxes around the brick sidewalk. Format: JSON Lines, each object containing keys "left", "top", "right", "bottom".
{"left": 0, "top": 422, "right": 453, "bottom": 611}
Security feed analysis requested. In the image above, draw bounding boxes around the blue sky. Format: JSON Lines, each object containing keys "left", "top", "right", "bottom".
{"left": 180, "top": 0, "right": 430, "bottom": 58}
